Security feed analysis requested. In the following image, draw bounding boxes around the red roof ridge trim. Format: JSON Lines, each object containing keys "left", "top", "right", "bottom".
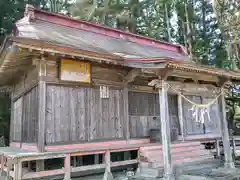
{"left": 24, "top": 4, "right": 188, "bottom": 55}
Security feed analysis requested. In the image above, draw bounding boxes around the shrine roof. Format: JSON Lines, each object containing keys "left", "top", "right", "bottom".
{"left": 11, "top": 4, "right": 188, "bottom": 62}
{"left": 1, "top": 5, "right": 240, "bottom": 86}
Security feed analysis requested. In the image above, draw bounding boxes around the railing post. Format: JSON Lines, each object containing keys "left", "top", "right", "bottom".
{"left": 14, "top": 160, "right": 22, "bottom": 180}
{"left": 232, "top": 137, "right": 236, "bottom": 158}
{"left": 103, "top": 151, "right": 113, "bottom": 180}
{"left": 0, "top": 155, "right": 3, "bottom": 176}
{"left": 64, "top": 153, "right": 71, "bottom": 180}
{"left": 215, "top": 139, "right": 221, "bottom": 157}
{"left": 6, "top": 159, "right": 13, "bottom": 180}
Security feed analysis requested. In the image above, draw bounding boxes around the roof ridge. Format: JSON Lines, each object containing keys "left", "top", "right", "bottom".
{"left": 23, "top": 4, "right": 188, "bottom": 55}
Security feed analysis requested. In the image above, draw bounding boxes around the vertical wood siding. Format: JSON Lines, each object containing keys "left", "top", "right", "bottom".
{"left": 12, "top": 97, "right": 23, "bottom": 142}
{"left": 182, "top": 95, "right": 221, "bottom": 135}
{"left": 128, "top": 91, "right": 179, "bottom": 138}
{"left": 22, "top": 87, "right": 39, "bottom": 142}
{"left": 12, "top": 87, "right": 39, "bottom": 143}
{"left": 128, "top": 91, "right": 160, "bottom": 138}
{"left": 168, "top": 95, "right": 180, "bottom": 136}
{"left": 202, "top": 97, "right": 221, "bottom": 134}
{"left": 183, "top": 96, "right": 202, "bottom": 135}
{"left": 45, "top": 85, "right": 124, "bottom": 144}
{"left": 12, "top": 67, "right": 38, "bottom": 99}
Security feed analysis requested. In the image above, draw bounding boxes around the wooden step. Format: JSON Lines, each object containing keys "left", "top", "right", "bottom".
{"left": 136, "top": 166, "right": 164, "bottom": 178}
{"left": 140, "top": 141, "right": 202, "bottom": 151}
{"left": 139, "top": 141, "right": 214, "bottom": 168}
{"left": 140, "top": 145, "right": 206, "bottom": 158}
{"left": 140, "top": 152, "right": 213, "bottom": 164}
{"left": 140, "top": 155, "right": 215, "bottom": 169}
{"left": 140, "top": 146, "right": 211, "bottom": 163}
{"left": 174, "top": 154, "right": 213, "bottom": 164}
{"left": 145, "top": 150, "right": 212, "bottom": 163}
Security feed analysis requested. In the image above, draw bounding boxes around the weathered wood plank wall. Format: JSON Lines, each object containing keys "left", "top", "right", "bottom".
{"left": 128, "top": 91, "right": 179, "bottom": 138}
{"left": 22, "top": 87, "right": 39, "bottom": 142}
{"left": 182, "top": 95, "right": 221, "bottom": 135}
{"left": 12, "top": 86, "right": 39, "bottom": 142}
{"left": 12, "top": 67, "right": 38, "bottom": 99}
{"left": 45, "top": 85, "right": 124, "bottom": 144}
{"left": 202, "top": 97, "right": 221, "bottom": 134}
{"left": 12, "top": 97, "right": 22, "bottom": 142}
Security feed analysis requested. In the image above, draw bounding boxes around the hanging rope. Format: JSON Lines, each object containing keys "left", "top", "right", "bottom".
{"left": 166, "top": 82, "right": 224, "bottom": 124}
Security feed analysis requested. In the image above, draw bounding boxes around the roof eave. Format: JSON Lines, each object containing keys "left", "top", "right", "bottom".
{"left": 11, "top": 37, "right": 125, "bottom": 64}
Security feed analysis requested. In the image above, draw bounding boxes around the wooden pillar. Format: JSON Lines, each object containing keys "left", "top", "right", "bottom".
{"left": 219, "top": 92, "right": 235, "bottom": 168}
{"left": 159, "top": 80, "right": 174, "bottom": 180}
{"left": 123, "top": 87, "right": 130, "bottom": 141}
{"left": 36, "top": 58, "right": 47, "bottom": 152}
{"left": 37, "top": 60, "right": 47, "bottom": 172}
{"left": 37, "top": 80, "right": 46, "bottom": 152}
{"left": 64, "top": 153, "right": 71, "bottom": 180}
{"left": 177, "top": 94, "right": 185, "bottom": 141}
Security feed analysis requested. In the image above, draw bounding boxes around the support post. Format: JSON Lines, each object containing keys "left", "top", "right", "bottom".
{"left": 94, "top": 154, "right": 100, "bottom": 164}
{"left": 219, "top": 92, "right": 235, "bottom": 168}
{"left": 78, "top": 156, "right": 83, "bottom": 166}
{"left": 6, "top": 159, "right": 13, "bottom": 180}
{"left": 37, "top": 60, "right": 47, "bottom": 172}
{"left": 123, "top": 87, "right": 130, "bottom": 141}
{"left": 159, "top": 80, "right": 174, "bottom": 180}
{"left": 37, "top": 80, "right": 46, "bottom": 152}
{"left": 28, "top": 161, "right": 31, "bottom": 172}
{"left": 14, "top": 160, "right": 22, "bottom": 180}
{"left": 232, "top": 137, "right": 236, "bottom": 158}
{"left": 0, "top": 155, "right": 3, "bottom": 175}
{"left": 177, "top": 94, "right": 185, "bottom": 141}
{"left": 103, "top": 151, "right": 113, "bottom": 180}
{"left": 64, "top": 153, "right": 71, "bottom": 180}
{"left": 216, "top": 139, "right": 221, "bottom": 157}
{"left": 9, "top": 91, "right": 14, "bottom": 144}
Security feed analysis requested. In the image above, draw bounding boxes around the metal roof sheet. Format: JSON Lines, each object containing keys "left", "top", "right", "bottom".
{"left": 15, "top": 19, "right": 188, "bottom": 61}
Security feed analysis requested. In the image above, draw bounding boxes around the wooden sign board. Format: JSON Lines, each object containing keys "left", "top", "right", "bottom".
{"left": 60, "top": 59, "right": 91, "bottom": 83}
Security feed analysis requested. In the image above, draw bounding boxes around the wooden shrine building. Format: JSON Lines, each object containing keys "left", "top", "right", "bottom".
{"left": 0, "top": 4, "right": 240, "bottom": 180}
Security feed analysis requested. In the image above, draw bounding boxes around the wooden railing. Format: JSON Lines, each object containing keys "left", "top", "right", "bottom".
{"left": 0, "top": 144, "right": 141, "bottom": 180}
{"left": 213, "top": 136, "right": 240, "bottom": 157}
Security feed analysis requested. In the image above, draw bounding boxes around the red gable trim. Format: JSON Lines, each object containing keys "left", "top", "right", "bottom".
{"left": 24, "top": 4, "right": 188, "bottom": 56}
